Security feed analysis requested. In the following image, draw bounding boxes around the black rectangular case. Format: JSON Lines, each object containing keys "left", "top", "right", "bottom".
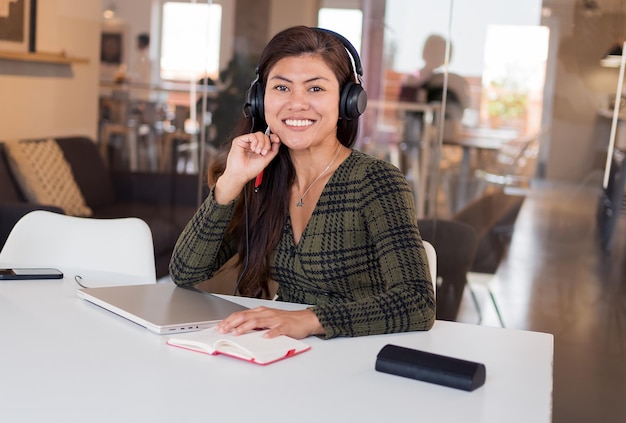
{"left": 375, "top": 344, "right": 486, "bottom": 391}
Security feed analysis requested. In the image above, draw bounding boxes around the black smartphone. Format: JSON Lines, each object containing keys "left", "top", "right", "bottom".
{"left": 0, "top": 268, "right": 64, "bottom": 280}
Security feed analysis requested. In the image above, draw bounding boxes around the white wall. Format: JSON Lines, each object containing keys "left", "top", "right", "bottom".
{"left": 268, "top": 0, "right": 319, "bottom": 37}
{"left": 0, "top": 0, "right": 102, "bottom": 141}
{"left": 103, "top": 0, "right": 152, "bottom": 70}
{"left": 542, "top": 3, "right": 624, "bottom": 182}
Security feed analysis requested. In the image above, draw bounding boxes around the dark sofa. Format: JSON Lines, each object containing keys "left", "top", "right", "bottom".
{"left": 0, "top": 136, "right": 207, "bottom": 278}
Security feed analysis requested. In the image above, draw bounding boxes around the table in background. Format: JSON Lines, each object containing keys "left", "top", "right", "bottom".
{"left": 444, "top": 126, "right": 519, "bottom": 212}
{"left": 0, "top": 278, "right": 553, "bottom": 422}
{"left": 98, "top": 81, "right": 218, "bottom": 172}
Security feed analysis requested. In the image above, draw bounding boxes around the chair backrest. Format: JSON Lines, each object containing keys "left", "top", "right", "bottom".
{"left": 0, "top": 210, "right": 156, "bottom": 286}
{"left": 422, "top": 240, "right": 437, "bottom": 298}
{"left": 474, "top": 131, "right": 541, "bottom": 189}
{"left": 419, "top": 218, "right": 479, "bottom": 321}
{"left": 453, "top": 189, "right": 524, "bottom": 274}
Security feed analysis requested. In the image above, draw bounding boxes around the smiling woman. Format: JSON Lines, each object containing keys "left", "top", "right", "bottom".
{"left": 168, "top": 26, "right": 435, "bottom": 341}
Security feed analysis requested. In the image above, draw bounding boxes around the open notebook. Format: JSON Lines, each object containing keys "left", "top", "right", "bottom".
{"left": 167, "top": 327, "right": 311, "bottom": 365}
{"left": 77, "top": 283, "right": 248, "bottom": 334}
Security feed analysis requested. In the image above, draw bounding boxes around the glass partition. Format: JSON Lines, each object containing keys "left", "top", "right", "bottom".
{"left": 94, "top": 0, "right": 545, "bottom": 272}
{"left": 100, "top": 1, "right": 454, "bottom": 218}
{"left": 93, "top": 0, "right": 622, "bottom": 317}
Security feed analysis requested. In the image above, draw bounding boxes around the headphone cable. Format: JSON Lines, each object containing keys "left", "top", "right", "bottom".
{"left": 232, "top": 115, "right": 257, "bottom": 296}
{"left": 232, "top": 184, "right": 250, "bottom": 296}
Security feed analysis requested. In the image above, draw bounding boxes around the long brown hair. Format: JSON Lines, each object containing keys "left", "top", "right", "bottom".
{"left": 210, "top": 26, "right": 363, "bottom": 297}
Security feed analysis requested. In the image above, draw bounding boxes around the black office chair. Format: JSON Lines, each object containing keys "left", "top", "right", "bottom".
{"left": 418, "top": 218, "right": 479, "bottom": 321}
{"left": 597, "top": 149, "right": 626, "bottom": 251}
{"left": 452, "top": 188, "right": 525, "bottom": 326}
{"left": 453, "top": 189, "right": 524, "bottom": 273}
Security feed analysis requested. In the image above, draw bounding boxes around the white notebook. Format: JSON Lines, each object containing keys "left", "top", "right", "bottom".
{"left": 167, "top": 327, "right": 311, "bottom": 365}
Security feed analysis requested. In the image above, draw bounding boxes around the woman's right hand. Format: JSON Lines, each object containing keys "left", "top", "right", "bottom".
{"left": 214, "top": 130, "right": 281, "bottom": 204}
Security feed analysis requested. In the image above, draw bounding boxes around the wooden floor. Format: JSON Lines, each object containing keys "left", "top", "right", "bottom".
{"left": 453, "top": 180, "right": 626, "bottom": 423}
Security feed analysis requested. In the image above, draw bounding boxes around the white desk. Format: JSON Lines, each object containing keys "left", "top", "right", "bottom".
{"left": 0, "top": 278, "right": 553, "bottom": 422}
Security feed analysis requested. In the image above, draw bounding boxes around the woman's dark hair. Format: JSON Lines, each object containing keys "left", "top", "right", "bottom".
{"left": 209, "top": 26, "right": 363, "bottom": 298}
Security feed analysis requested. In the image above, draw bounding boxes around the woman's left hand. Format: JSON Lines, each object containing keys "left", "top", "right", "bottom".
{"left": 214, "top": 307, "right": 324, "bottom": 340}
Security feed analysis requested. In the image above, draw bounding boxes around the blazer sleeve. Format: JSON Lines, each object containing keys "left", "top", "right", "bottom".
{"left": 169, "top": 188, "right": 238, "bottom": 287}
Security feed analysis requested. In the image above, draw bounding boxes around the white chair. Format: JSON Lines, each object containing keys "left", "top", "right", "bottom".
{"left": 452, "top": 189, "right": 524, "bottom": 328}
{"left": 0, "top": 210, "right": 156, "bottom": 286}
{"left": 466, "top": 271, "right": 505, "bottom": 327}
{"left": 422, "top": 240, "right": 437, "bottom": 298}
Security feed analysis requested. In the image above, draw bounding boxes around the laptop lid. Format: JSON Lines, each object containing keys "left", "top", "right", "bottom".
{"left": 77, "top": 283, "right": 248, "bottom": 334}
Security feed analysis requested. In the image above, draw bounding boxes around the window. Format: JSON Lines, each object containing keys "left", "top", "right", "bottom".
{"left": 481, "top": 25, "right": 549, "bottom": 132}
{"left": 160, "top": 2, "right": 222, "bottom": 81}
{"left": 318, "top": 8, "right": 363, "bottom": 54}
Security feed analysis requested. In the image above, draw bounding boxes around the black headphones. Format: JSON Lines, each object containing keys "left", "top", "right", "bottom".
{"left": 243, "top": 27, "right": 367, "bottom": 124}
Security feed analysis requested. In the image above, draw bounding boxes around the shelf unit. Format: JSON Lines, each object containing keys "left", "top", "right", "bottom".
{"left": 0, "top": 50, "right": 89, "bottom": 65}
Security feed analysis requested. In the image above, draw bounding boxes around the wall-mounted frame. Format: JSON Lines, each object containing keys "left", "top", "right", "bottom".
{"left": 100, "top": 31, "right": 123, "bottom": 65}
{"left": 99, "top": 20, "right": 127, "bottom": 81}
{"left": 0, "top": 0, "right": 37, "bottom": 53}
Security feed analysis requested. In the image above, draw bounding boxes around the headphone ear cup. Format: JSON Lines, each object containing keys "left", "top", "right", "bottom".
{"left": 339, "top": 81, "right": 368, "bottom": 120}
{"left": 244, "top": 80, "right": 265, "bottom": 121}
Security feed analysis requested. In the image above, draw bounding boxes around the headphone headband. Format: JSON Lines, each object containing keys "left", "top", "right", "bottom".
{"left": 312, "top": 27, "right": 363, "bottom": 77}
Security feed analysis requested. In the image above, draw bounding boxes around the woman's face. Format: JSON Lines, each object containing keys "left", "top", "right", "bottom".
{"left": 263, "top": 54, "right": 341, "bottom": 151}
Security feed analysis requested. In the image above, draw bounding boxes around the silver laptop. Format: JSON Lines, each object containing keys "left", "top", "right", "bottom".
{"left": 77, "top": 283, "right": 248, "bottom": 334}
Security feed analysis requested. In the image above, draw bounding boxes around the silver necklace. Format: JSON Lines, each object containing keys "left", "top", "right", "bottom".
{"left": 296, "top": 144, "right": 343, "bottom": 207}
